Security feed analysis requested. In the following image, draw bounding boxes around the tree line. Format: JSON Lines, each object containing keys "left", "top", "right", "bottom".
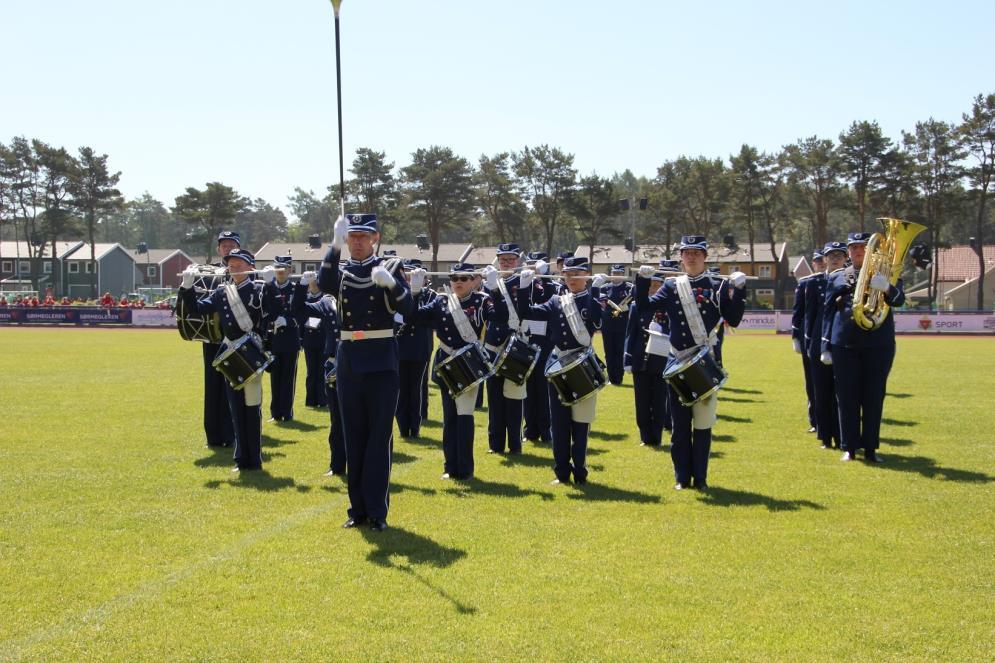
{"left": 2, "top": 92, "right": 992, "bottom": 306}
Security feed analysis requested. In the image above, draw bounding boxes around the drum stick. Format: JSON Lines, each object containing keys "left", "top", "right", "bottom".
{"left": 458, "top": 244, "right": 474, "bottom": 264}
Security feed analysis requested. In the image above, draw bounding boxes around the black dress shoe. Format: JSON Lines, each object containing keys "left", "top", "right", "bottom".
{"left": 551, "top": 477, "right": 571, "bottom": 485}
{"left": 574, "top": 476, "right": 588, "bottom": 485}
{"left": 342, "top": 517, "right": 367, "bottom": 529}
{"left": 865, "top": 451, "right": 884, "bottom": 463}
{"left": 369, "top": 519, "right": 388, "bottom": 532}
{"left": 694, "top": 481, "right": 709, "bottom": 491}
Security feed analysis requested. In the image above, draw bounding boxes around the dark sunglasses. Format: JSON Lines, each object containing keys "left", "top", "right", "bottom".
{"left": 449, "top": 275, "right": 472, "bottom": 283}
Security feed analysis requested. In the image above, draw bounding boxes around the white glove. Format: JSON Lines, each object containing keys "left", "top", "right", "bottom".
{"left": 371, "top": 265, "right": 396, "bottom": 289}
{"left": 591, "top": 274, "right": 608, "bottom": 289}
{"left": 820, "top": 351, "right": 833, "bottom": 366}
{"left": 536, "top": 259, "right": 549, "bottom": 275}
{"left": 870, "top": 273, "right": 890, "bottom": 292}
{"left": 730, "top": 271, "right": 747, "bottom": 289}
{"left": 274, "top": 316, "right": 287, "bottom": 332}
{"left": 409, "top": 268, "right": 426, "bottom": 294}
{"left": 638, "top": 265, "right": 656, "bottom": 278}
{"left": 519, "top": 269, "right": 535, "bottom": 289}
{"left": 482, "top": 265, "right": 499, "bottom": 290}
{"left": 260, "top": 266, "right": 277, "bottom": 283}
{"left": 793, "top": 338, "right": 802, "bottom": 354}
{"left": 180, "top": 266, "right": 198, "bottom": 290}
{"left": 332, "top": 215, "right": 348, "bottom": 250}
{"left": 300, "top": 271, "right": 316, "bottom": 287}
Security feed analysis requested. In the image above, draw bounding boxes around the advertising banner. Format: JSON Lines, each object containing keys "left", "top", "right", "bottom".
{"left": 0, "top": 307, "right": 132, "bottom": 325}
{"left": 131, "top": 309, "right": 176, "bottom": 327}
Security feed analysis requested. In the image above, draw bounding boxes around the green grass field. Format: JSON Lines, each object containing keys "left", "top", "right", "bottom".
{"left": 0, "top": 328, "right": 993, "bottom": 661}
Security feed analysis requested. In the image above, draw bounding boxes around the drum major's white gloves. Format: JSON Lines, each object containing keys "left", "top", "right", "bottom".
{"left": 638, "top": 265, "right": 656, "bottom": 278}
{"left": 300, "top": 271, "right": 316, "bottom": 287}
{"left": 519, "top": 269, "right": 535, "bottom": 289}
{"left": 820, "top": 351, "right": 833, "bottom": 365}
{"left": 332, "top": 215, "right": 348, "bottom": 250}
{"left": 591, "top": 274, "right": 608, "bottom": 289}
{"left": 730, "top": 271, "right": 747, "bottom": 289}
{"left": 371, "top": 265, "right": 396, "bottom": 289}
{"left": 482, "top": 265, "right": 499, "bottom": 290}
{"left": 793, "top": 338, "right": 802, "bottom": 354}
{"left": 870, "top": 273, "right": 890, "bottom": 292}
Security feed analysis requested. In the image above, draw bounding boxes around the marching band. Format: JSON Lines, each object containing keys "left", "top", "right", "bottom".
{"left": 177, "top": 214, "right": 912, "bottom": 531}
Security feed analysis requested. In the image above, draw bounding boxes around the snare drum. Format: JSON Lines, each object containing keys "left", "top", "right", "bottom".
{"left": 176, "top": 271, "right": 224, "bottom": 343}
{"left": 662, "top": 345, "right": 728, "bottom": 406}
{"left": 212, "top": 334, "right": 273, "bottom": 390}
{"left": 544, "top": 346, "right": 607, "bottom": 406}
{"left": 492, "top": 334, "right": 540, "bottom": 386}
{"left": 323, "top": 356, "right": 337, "bottom": 389}
{"left": 436, "top": 343, "right": 493, "bottom": 398}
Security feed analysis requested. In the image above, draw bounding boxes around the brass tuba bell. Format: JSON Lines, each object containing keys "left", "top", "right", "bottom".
{"left": 852, "top": 217, "right": 926, "bottom": 331}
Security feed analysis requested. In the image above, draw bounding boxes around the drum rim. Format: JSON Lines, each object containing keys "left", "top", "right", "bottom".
{"left": 544, "top": 345, "right": 593, "bottom": 378}
{"left": 493, "top": 334, "right": 540, "bottom": 382}
{"left": 438, "top": 341, "right": 487, "bottom": 368}
{"left": 661, "top": 344, "right": 713, "bottom": 379}
{"left": 672, "top": 373, "right": 728, "bottom": 406}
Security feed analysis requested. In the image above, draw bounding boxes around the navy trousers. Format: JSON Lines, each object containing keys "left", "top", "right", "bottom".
{"left": 226, "top": 383, "right": 262, "bottom": 470}
{"left": 802, "top": 354, "right": 816, "bottom": 428}
{"left": 524, "top": 346, "right": 552, "bottom": 442}
{"left": 809, "top": 356, "right": 838, "bottom": 446}
{"left": 202, "top": 343, "right": 234, "bottom": 446}
{"left": 669, "top": 386, "right": 711, "bottom": 486}
{"left": 633, "top": 371, "right": 670, "bottom": 446}
{"left": 327, "top": 386, "right": 346, "bottom": 473}
{"left": 602, "top": 328, "right": 627, "bottom": 385}
{"left": 439, "top": 386, "right": 476, "bottom": 479}
{"left": 831, "top": 345, "right": 895, "bottom": 453}
{"left": 337, "top": 367, "right": 397, "bottom": 521}
{"left": 548, "top": 384, "right": 589, "bottom": 483}
{"left": 485, "top": 375, "right": 523, "bottom": 453}
{"left": 421, "top": 366, "right": 430, "bottom": 419}
{"left": 396, "top": 360, "right": 428, "bottom": 437}
{"left": 303, "top": 347, "right": 327, "bottom": 407}
{"left": 269, "top": 350, "right": 298, "bottom": 420}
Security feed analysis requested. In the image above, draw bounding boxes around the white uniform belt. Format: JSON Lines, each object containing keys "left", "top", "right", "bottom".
{"left": 340, "top": 328, "right": 393, "bottom": 341}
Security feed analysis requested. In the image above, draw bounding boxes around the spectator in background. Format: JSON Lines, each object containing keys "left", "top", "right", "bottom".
{"left": 100, "top": 292, "right": 114, "bottom": 307}
{"left": 118, "top": 295, "right": 131, "bottom": 308}
{"left": 134, "top": 298, "right": 146, "bottom": 309}
{"left": 60, "top": 296, "right": 71, "bottom": 306}
{"left": 156, "top": 299, "right": 170, "bottom": 310}
{"left": 0, "top": 295, "right": 8, "bottom": 307}
{"left": 13, "top": 295, "right": 25, "bottom": 307}
{"left": 29, "top": 296, "right": 40, "bottom": 307}
{"left": 43, "top": 294, "right": 56, "bottom": 306}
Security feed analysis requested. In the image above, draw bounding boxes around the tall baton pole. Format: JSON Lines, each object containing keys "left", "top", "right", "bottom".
{"left": 331, "top": 0, "right": 346, "bottom": 219}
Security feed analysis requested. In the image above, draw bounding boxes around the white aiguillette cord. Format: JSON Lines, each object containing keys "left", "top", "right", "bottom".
{"left": 223, "top": 283, "right": 254, "bottom": 334}
{"left": 496, "top": 276, "right": 521, "bottom": 331}
{"left": 445, "top": 286, "right": 478, "bottom": 345}
{"left": 560, "top": 292, "right": 591, "bottom": 347}
{"left": 675, "top": 275, "right": 708, "bottom": 347}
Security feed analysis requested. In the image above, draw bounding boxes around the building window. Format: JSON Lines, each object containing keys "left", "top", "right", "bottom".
{"left": 43, "top": 261, "right": 53, "bottom": 274}
{"left": 727, "top": 264, "right": 738, "bottom": 273}
{"left": 85, "top": 262, "right": 93, "bottom": 274}
{"left": 1, "top": 260, "right": 11, "bottom": 273}
{"left": 69, "top": 262, "right": 80, "bottom": 274}
{"left": 304, "top": 262, "right": 317, "bottom": 272}
{"left": 759, "top": 265, "right": 772, "bottom": 278}
{"left": 148, "top": 265, "right": 157, "bottom": 278}
{"left": 757, "top": 288, "right": 774, "bottom": 297}
{"left": 19, "top": 261, "right": 30, "bottom": 274}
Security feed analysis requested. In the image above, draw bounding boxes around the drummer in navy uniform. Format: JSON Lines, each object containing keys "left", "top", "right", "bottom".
{"left": 300, "top": 276, "right": 328, "bottom": 407}
{"left": 404, "top": 262, "right": 507, "bottom": 479}
{"left": 318, "top": 213, "right": 413, "bottom": 531}
{"left": 299, "top": 271, "right": 345, "bottom": 475}
{"left": 792, "top": 254, "right": 821, "bottom": 433}
{"left": 395, "top": 258, "right": 437, "bottom": 439}
{"left": 625, "top": 259, "right": 679, "bottom": 447}
{"left": 821, "top": 232, "right": 904, "bottom": 463}
{"left": 600, "top": 264, "right": 634, "bottom": 385}
{"left": 482, "top": 243, "right": 528, "bottom": 455}
{"left": 634, "top": 236, "right": 747, "bottom": 490}
{"left": 180, "top": 249, "right": 285, "bottom": 471}
{"left": 522, "top": 253, "right": 555, "bottom": 446}
{"left": 806, "top": 242, "right": 845, "bottom": 449}
{"left": 198, "top": 231, "right": 239, "bottom": 448}
{"left": 517, "top": 256, "right": 607, "bottom": 485}
{"left": 263, "top": 255, "right": 301, "bottom": 422}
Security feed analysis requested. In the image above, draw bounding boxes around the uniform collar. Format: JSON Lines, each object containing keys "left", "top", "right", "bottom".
{"left": 236, "top": 278, "right": 253, "bottom": 290}
{"left": 348, "top": 254, "right": 378, "bottom": 267}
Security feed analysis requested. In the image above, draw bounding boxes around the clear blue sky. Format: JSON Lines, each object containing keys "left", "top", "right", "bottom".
{"left": 4, "top": 0, "right": 992, "bottom": 218}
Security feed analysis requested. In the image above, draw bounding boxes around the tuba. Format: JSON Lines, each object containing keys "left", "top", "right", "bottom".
{"left": 852, "top": 217, "right": 926, "bottom": 331}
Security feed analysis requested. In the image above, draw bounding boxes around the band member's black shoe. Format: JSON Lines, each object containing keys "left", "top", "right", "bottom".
{"left": 674, "top": 482, "right": 690, "bottom": 490}
{"left": 369, "top": 519, "right": 388, "bottom": 532}
{"left": 342, "top": 517, "right": 367, "bottom": 529}
{"left": 865, "top": 452, "right": 884, "bottom": 463}
{"left": 508, "top": 448, "right": 522, "bottom": 455}
{"left": 693, "top": 481, "right": 708, "bottom": 491}
{"left": 551, "top": 477, "right": 571, "bottom": 485}
{"left": 325, "top": 468, "right": 345, "bottom": 477}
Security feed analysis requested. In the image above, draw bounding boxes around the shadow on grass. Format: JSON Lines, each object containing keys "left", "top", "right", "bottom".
{"left": 361, "top": 526, "right": 475, "bottom": 614}
{"left": 567, "top": 482, "right": 662, "bottom": 504}
{"left": 887, "top": 392, "right": 913, "bottom": 399}
{"left": 881, "top": 437, "right": 914, "bottom": 447}
{"left": 719, "top": 396, "right": 762, "bottom": 403}
{"left": 611, "top": 383, "right": 634, "bottom": 389}
{"left": 696, "top": 486, "right": 824, "bottom": 512}
{"left": 398, "top": 434, "right": 440, "bottom": 448}
{"left": 319, "top": 484, "right": 345, "bottom": 494}
{"left": 590, "top": 430, "right": 629, "bottom": 441}
{"left": 420, "top": 419, "right": 442, "bottom": 429}
{"left": 262, "top": 434, "right": 298, "bottom": 448}
{"left": 392, "top": 451, "right": 419, "bottom": 465}
{"left": 390, "top": 482, "right": 438, "bottom": 496}
{"left": 499, "top": 451, "right": 550, "bottom": 469}
{"left": 881, "top": 418, "right": 917, "bottom": 427}
{"left": 712, "top": 434, "right": 737, "bottom": 443}
{"left": 274, "top": 419, "right": 321, "bottom": 432}
{"left": 204, "top": 469, "right": 312, "bottom": 493}
{"left": 724, "top": 386, "right": 762, "bottom": 394}
{"left": 875, "top": 454, "right": 994, "bottom": 483}
{"left": 716, "top": 413, "right": 752, "bottom": 423}
{"left": 194, "top": 447, "right": 234, "bottom": 468}
{"left": 444, "top": 477, "right": 555, "bottom": 502}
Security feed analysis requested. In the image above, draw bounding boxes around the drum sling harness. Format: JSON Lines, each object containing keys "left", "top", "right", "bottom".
{"left": 222, "top": 282, "right": 264, "bottom": 406}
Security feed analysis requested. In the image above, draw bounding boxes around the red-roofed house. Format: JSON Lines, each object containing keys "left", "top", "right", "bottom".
{"left": 907, "top": 245, "right": 995, "bottom": 310}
